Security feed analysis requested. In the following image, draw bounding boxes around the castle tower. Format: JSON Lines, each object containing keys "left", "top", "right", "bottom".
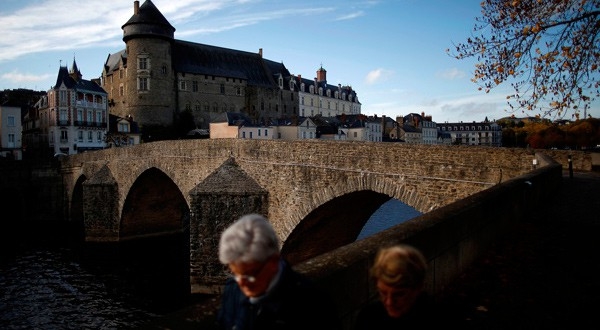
{"left": 120, "top": 0, "right": 176, "bottom": 128}
{"left": 316, "top": 65, "right": 327, "bottom": 83}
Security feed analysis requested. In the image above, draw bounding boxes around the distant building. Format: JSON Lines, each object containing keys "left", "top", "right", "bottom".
{"left": 401, "top": 113, "right": 437, "bottom": 145}
{"left": 106, "top": 114, "right": 141, "bottom": 147}
{"left": 437, "top": 120, "right": 502, "bottom": 146}
{"left": 209, "top": 112, "right": 253, "bottom": 139}
{"left": 101, "top": 0, "right": 360, "bottom": 137}
{"left": 36, "top": 60, "right": 109, "bottom": 155}
{"left": 0, "top": 105, "right": 22, "bottom": 160}
{"left": 296, "top": 67, "right": 361, "bottom": 118}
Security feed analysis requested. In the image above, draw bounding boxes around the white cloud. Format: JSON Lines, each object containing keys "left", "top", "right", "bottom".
{"left": 335, "top": 11, "right": 364, "bottom": 21}
{"left": 1, "top": 70, "right": 52, "bottom": 84}
{"left": 439, "top": 67, "right": 466, "bottom": 80}
{"left": 365, "top": 68, "right": 393, "bottom": 85}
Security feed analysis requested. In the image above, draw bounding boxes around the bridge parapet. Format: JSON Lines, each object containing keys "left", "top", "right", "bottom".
{"left": 295, "top": 152, "right": 563, "bottom": 329}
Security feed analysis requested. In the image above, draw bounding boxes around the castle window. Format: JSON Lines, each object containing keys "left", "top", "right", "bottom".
{"left": 180, "top": 80, "right": 187, "bottom": 90}
{"left": 220, "top": 84, "right": 225, "bottom": 94}
{"left": 78, "top": 131, "right": 83, "bottom": 142}
{"left": 162, "top": 65, "right": 167, "bottom": 74}
{"left": 185, "top": 103, "right": 191, "bottom": 111}
{"left": 236, "top": 86, "right": 241, "bottom": 95}
{"left": 138, "top": 77, "right": 149, "bottom": 91}
{"left": 119, "top": 85, "right": 124, "bottom": 96}
{"left": 193, "top": 81, "right": 199, "bottom": 92}
{"left": 138, "top": 57, "right": 148, "bottom": 70}
{"left": 119, "top": 69, "right": 123, "bottom": 79}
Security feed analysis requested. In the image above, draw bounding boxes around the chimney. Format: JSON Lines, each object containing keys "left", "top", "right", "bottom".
{"left": 134, "top": 1, "right": 139, "bottom": 14}
{"left": 258, "top": 48, "right": 263, "bottom": 58}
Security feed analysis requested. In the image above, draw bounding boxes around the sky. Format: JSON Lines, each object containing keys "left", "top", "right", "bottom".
{"left": 1, "top": 0, "right": 598, "bottom": 123}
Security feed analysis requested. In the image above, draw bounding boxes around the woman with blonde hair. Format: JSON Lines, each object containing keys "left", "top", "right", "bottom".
{"left": 355, "top": 244, "right": 438, "bottom": 329}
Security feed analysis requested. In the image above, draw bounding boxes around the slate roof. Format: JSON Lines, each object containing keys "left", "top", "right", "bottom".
{"left": 295, "top": 76, "right": 359, "bottom": 104}
{"left": 172, "top": 41, "right": 289, "bottom": 88}
{"left": 122, "top": 0, "right": 175, "bottom": 41}
{"left": 211, "top": 112, "right": 253, "bottom": 126}
{"left": 104, "top": 50, "right": 126, "bottom": 74}
{"left": 53, "top": 66, "right": 106, "bottom": 94}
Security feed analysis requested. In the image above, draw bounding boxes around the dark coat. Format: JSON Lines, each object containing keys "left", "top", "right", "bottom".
{"left": 217, "top": 260, "right": 341, "bottom": 330}
{"left": 354, "top": 292, "right": 443, "bottom": 330}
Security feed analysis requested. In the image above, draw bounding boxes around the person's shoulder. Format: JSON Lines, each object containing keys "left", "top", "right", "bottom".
{"left": 355, "top": 301, "right": 388, "bottom": 330}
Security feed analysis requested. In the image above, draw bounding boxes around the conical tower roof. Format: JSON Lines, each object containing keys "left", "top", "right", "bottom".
{"left": 122, "top": 0, "right": 175, "bottom": 42}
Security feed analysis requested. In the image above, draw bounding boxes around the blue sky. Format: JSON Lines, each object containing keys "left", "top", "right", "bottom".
{"left": 1, "top": 0, "right": 598, "bottom": 123}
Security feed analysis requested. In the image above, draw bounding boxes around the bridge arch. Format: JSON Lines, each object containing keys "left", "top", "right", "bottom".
{"left": 279, "top": 173, "right": 436, "bottom": 242}
{"left": 120, "top": 167, "right": 190, "bottom": 240}
{"left": 281, "top": 190, "right": 391, "bottom": 264}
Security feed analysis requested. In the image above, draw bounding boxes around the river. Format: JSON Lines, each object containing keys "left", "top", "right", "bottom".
{"left": 0, "top": 199, "right": 420, "bottom": 329}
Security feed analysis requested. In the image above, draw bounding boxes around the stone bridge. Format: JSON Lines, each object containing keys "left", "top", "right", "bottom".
{"left": 59, "top": 139, "right": 537, "bottom": 293}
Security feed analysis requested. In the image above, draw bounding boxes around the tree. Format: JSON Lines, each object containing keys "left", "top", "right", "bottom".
{"left": 449, "top": 0, "right": 600, "bottom": 119}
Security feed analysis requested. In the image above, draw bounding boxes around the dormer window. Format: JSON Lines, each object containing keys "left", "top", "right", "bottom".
{"left": 118, "top": 120, "right": 130, "bottom": 133}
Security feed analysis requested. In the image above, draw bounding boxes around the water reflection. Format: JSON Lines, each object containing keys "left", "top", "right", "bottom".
{"left": 0, "top": 247, "right": 157, "bottom": 329}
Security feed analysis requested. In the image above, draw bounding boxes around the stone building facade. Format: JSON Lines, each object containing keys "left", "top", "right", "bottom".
{"left": 101, "top": 0, "right": 361, "bottom": 134}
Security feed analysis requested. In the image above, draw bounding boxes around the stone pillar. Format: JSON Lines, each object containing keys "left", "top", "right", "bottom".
{"left": 83, "top": 165, "right": 120, "bottom": 242}
{"left": 189, "top": 158, "right": 268, "bottom": 294}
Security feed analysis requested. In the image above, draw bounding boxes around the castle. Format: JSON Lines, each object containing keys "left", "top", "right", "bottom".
{"left": 101, "top": 0, "right": 361, "bottom": 134}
